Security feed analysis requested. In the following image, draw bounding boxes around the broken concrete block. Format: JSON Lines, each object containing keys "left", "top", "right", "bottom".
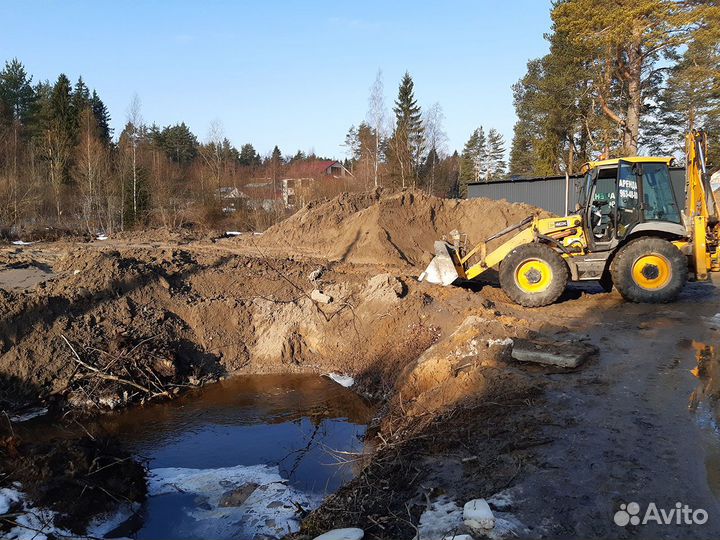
{"left": 511, "top": 337, "right": 597, "bottom": 368}
{"left": 463, "top": 498, "right": 495, "bottom": 530}
{"left": 313, "top": 528, "right": 364, "bottom": 540}
{"left": 219, "top": 482, "right": 258, "bottom": 507}
{"left": 311, "top": 289, "right": 333, "bottom": 304}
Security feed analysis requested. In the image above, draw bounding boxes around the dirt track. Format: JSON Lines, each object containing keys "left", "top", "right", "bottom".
{"left": 0, "top": 191, "right": 719, "bottom": 539}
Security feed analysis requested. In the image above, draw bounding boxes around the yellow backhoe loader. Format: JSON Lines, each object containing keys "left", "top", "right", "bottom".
{"left": 420, "top": 130, "right": 720, "bottom": 307}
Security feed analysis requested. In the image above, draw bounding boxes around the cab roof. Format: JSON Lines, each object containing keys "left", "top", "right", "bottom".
{"left": 584, "top": 156, "right": 675, "bottom": 171}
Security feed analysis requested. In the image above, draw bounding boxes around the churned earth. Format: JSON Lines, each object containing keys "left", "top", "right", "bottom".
{"left": 0, "top": 190, "right": 718, "bottom": 539}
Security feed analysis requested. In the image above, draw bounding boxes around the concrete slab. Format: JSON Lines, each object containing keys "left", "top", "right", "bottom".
{"left": 511, "top": 337, "right": 597, "bottom": 368}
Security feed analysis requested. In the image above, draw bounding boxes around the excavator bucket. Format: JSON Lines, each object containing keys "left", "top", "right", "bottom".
{"left": 419, "top": 241, "right": 462, "bottom": 286}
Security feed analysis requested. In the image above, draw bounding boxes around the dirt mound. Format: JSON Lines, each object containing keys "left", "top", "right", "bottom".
{"left": 0, "top": 434, "right": 146, "bottom": 534}
{"left": 257, "top": 190, "right": 547, "bottom": 268}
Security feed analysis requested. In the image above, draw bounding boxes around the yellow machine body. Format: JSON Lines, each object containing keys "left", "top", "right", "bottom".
{"left": 420, "top": 131, "right": 720, "bottom": 306}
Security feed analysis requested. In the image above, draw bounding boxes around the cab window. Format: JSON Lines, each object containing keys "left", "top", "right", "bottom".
{"left": 641, "top": 163, "right": 680, "bottom": 223}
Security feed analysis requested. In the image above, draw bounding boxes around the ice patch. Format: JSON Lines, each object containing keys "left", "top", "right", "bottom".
{"left": 9, "top": 407, "right": 48, "bottom": 423}
{"left": 86, "top": 502, "right": 140, "bottom": 538}
{"left": 0, "top": 487, "right": 23, "bottom": 514}
{"left": 487, "top": 338, "right": 513, "bottom": 347}
{"left": 0, "top": 488, "right": 73, "bottom": 540}
{"left": 148, "top": 464, "right": 321, "bottom": 539}
{"left": 325, "top": 373, "right": 354, "bottom": 388}
{"left": 414, "top": 496, "right": 463, "bottom": 540}
{"left": 11, "top": 240, "right": 32, "bottom": 246}
{"left": 314, "top": 528, "right": 364, "bottom": 540}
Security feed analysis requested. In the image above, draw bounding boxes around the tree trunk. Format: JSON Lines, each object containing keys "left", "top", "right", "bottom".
{"left": 623, "top": 38, "right": 643, "bottom": 156}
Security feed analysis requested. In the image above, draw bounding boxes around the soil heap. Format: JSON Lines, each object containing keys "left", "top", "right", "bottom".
{"left": 256, "top": 190, "right": 548, "bottom": 268}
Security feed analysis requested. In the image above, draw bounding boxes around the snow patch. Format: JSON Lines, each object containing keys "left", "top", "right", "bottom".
{"left": 148, "top": 464, "right": 321, "bottom": 539}
{"left": 11, "top": 241, "right": 32, "bottom": 246}
{"left": 225, "top": 231, "right": 242, "bottom": 236}
{"left": 463, "top": 498, "right": 494, "bottom": 530}
{"left": 325, "top": 373, "right": 354, "bottom": 388}
{"left": 96, "top": 234, "right": 108, "bottom": 241}
{"left": 0, "top": 487, "right": 23, "bottom": 514}
{"left": 0, "top": 487, "right": 73, "bottom": 540}
{"left": 86, "top": 502, "right": 140, "bottom": 538}
{"left": 414, "top": 496, "right": 463, "bottom": 540}
{"left": 313, "top": 527, "right": 364, "bottom": 540}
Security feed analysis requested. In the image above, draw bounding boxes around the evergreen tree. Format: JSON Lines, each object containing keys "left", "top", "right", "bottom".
{"left": 90, "top": 90, "right": 112, "bottom": 145}
{"left": 390, "top": 72, "right": 424, "bottom": 187}
{"left": 270, "top": 145, "right": 283, "bottom": 164}
{"left": 71, "top": 77, "right": 90, "bottom": 113}
{"left": 459, "top": 128, "right": 484, "bottom": 195}
{"left": 239, "top": 143, "right": 261, "bottom": 167}
{"left": 50, "top": 74, "right": 75, "bottom": 141}
{"left": 553, "top": 0, "right": 706, "bottom": 155}
{"left": 269, "top": 145, "right": 283, "bottom": 191}
{"left": 485, "top": 129, "right": 506, "bottom": 181}
{"left": 156, "top": 122, "right": 198, "bottom": 165}
{"left": 0, "top": 58, "right": 35, "bottom": 126}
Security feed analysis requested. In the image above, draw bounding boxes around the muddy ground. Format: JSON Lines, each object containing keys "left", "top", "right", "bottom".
{"left": 0, "top": 191, "right": 719, "bottom": 539}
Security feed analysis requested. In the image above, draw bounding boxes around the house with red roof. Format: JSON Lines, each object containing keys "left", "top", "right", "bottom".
{"left": 282, "top": 160, "right": 353, "bottom": 207}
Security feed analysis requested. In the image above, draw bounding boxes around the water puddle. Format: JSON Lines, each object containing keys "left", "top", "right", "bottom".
{"left": 688, "top": 341, "right": 720, "bottom": 500}
{"left": 23, "top": 374, "right": 374, "bottom": 539}
{"left": 0, "top": 263, "right": 54, "bottom": 290}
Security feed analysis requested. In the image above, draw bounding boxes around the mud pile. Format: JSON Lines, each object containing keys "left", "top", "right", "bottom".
{"left": 257, "top": 190, "right": 547, "bottom": 268}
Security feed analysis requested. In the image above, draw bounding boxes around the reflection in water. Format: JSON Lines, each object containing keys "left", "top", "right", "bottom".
{"left": 689, "top": 341, "right": 720, "bottom": 420}
{"left": 23, "top": 374, "right": 375, "bottom": 539}
{"left": 689, "top": 341, "right": 720, "bottom": 500}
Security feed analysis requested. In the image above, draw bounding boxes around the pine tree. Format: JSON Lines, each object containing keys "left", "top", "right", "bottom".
{"left": 553, "top": 0, "right": 705, "bottom": 155}
{"left": 239, "top": 143, "right": 261, "bottom": 167}
{"left": 71, "top": 76, "right": 90, "bottom": 120}
{"left": 390, "top": 72, "right": 424, "bottom": 187}
{"left": 459, "top": 127, "right": 486, "bottom": 195}
{"left": 90, "top": 90, "right": 112, "bottom": 145}
{"left": 0, "top": 58, "right": 35, "bottom": 126}
{"left": 156, "top": 123, "right": 198, "bottom": 165}
{"left": 485, "top": 129, "right": 506, "bottom": 181}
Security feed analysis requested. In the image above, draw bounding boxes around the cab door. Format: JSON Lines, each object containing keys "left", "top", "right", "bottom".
{"left": 616, "top": 160, "right": 642, "bottom": 239}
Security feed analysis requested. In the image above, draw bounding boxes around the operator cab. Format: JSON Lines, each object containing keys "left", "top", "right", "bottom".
{"left": 579, "top": 157, "right": 684, "bottom": 251}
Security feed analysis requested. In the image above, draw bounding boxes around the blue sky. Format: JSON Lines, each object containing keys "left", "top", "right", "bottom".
{"left": 1, "top": 1, "right": 552, "bottom": 159}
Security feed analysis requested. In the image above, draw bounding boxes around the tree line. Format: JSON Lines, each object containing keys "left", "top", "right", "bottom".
{"left": 508, "top": 0, "right": 720, "bottom": 178}
{"left": 1, "top": 0, "right": 717, "bottom": 235}
{"left": 344, "top": 70, "right": 508, "bottom": 199}
{"left": 0, "top": 59, "right": 342, "bottom": 234}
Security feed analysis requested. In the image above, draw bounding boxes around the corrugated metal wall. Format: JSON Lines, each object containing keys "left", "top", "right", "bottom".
{"left": 468, "top": 167, "right": 687, "bottom": 216}
{"left": 467, "top": 176, "right": 582, "bottom": 216}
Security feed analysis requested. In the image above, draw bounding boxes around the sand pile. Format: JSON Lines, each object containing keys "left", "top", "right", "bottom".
{"left": 258, "top": 190, "right": 547, "bottom": 268}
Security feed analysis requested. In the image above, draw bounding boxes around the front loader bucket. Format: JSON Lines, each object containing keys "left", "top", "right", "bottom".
{"left": 418, "top": 241, "right": 461, "bottom": 286}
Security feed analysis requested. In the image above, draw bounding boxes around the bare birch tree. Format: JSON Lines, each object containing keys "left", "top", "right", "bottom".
{"left": 126, "top": 93, "right": 143, "bottom": 221}
{"left": 366, "top": 69, "right": 387, "bottom": 188}
{"left": 422, "top": 102, "right": 448, "bottom": 195}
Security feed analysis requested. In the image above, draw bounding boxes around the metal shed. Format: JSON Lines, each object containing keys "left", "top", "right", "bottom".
{"left": 467, "top": 167, "right": 687, "bottom": 216}
{"left": 467, "top": 175, "right": 582, "bottom": 216}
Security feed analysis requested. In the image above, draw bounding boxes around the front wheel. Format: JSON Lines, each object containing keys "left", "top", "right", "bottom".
{"left": 610, "top": 237, "right": 687, "bottom": 303}
{"left": 499, "top": 243, "right": 569, "bottom": 307}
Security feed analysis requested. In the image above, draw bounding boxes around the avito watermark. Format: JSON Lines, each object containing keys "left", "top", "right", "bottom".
{"left": 615, "top": 501, "right": 708, "bottom": 527}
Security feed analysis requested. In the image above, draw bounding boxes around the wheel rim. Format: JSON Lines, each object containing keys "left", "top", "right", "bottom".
{"left": 631, "top": 254, "right": 672, "bottom": 290}
{"left": 514, "top": 258, "right": 553, "bottom": 293}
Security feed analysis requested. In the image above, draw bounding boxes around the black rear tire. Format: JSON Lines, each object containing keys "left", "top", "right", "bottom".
{"left": 610, "top": 237, "right": 687, "bottom": 303}
{"left": 499, "top": 243, "right": 569, "bottom": 307}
